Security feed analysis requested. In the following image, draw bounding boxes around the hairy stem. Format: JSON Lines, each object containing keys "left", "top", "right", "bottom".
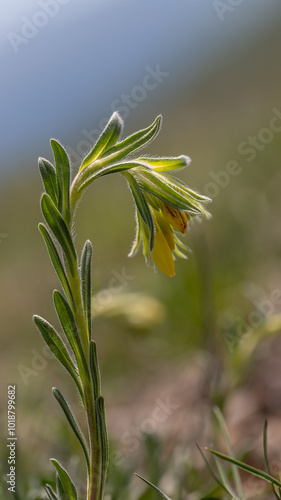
{"left": 67, "top": 237, "right": 103, "bottom": 500}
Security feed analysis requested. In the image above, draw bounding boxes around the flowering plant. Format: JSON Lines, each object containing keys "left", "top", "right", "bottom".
{"left": 34, "top": 113, "right": 211, "bottom": 500}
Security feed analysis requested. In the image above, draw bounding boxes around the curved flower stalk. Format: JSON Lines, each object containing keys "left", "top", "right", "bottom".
{"left": 33, "top": 112, "right": 211, "bottom": 500}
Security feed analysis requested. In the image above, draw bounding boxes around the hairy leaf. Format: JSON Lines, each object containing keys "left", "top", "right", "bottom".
{"left": 41, "top": 193, "right": 77, "bottom": 276}
{"left": 80, "top": 240, "right": 93, "bottom": 340}
{"left": 80, "top": 112, "right": 123, "bottom": 170}
{"left": 38, "top": 157, "right": 58, "bottom": 206}
{"left": 50, "top": 139, "right": 71, "bottom": 221}
{"left": 52, "top": 388, "right": 90, "bottom": 472}
{"left": 51, "top": 459, "right": 78, "bottom": 500}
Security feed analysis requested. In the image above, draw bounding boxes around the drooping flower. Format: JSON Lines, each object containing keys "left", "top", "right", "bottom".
{"left": 71, "top": 112, "right": 211, "bottom": 276}
{"left": 123, "top": 161, "right": 211, "bottom": 277}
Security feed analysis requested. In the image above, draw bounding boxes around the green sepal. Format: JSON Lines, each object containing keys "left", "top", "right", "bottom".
{"left": 38, "top": 158, "right": 58, "bottom": 206}
{"left": 99, "top": 115, "right": 161, "bottom": 165}
{"left": 80, "top": 112, "right": 123, "bottom": 170}
{"left": 124, "top": 172, "right": 154, "bottom": 251}
{"left": 137, "top": 155, "right": 191, "bottom": 172}
{"left": 168, "top": 172, "right": 212, "bottom": 203}
{"left": 39, "top": 223, "right": 74, "bottom": 309}
{"left": 44, "top": 484, "right": 58, "bottom": 500}
{"left": 96, "top": 396, "right": 108, "bottom": 500}
{"left": 89, "top": 341, "right": 101, "bottom": 399}
{"left": 128, "top": 209, "right": 141, "bottom": 257}
{"left": 53, "top": 290, "right": 88, "bottom": 376}
{"left": 52, "top": 387, "right": 90, "bottom": 473}
{"left": 50, "top": 139, "right": 71, "bottom": 221}
{"left": 134, "top": 169, "right": 204, "bottom": 214}
{"left": 51, "top": 459, "right": 78, "bottom": 500}
{"left": 41, "top": 193, "right": 77, "bottom": 276}
{"left": 134, "top": 474, "right": 172, "bottom": 500}
{"left": 33, "top": 315, "right": 83, "bottom": 402}
{"left": 80, "top": 240, "right": 93, "bottom": 340}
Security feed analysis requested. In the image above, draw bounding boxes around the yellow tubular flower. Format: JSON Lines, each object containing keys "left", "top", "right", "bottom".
{"left": 151, "top": 221, "right": 175, "bottom": 277}
{"left": 154, "top": 208, "right": 175, "bottom": 250}
{"left": 162, "top": 202, "right": 189, "bottom": 233}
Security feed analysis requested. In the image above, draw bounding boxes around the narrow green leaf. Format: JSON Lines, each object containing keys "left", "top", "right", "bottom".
{"left": 80, "top": 112, "right": 123, "bottom": 170}
{"left": 51, "top": 459, "right": 78, "bottom": 500}
{"left": 213, "top": 407, "right": 246, "bottom": 500}
{"left": 96, "top": 396, "right": 108, "bottom": 500}
{"left": 89, "top": 341, "right": 101, "bottom": 399}
{"left": 99, "top": 115, "right": 162, "bottom": 165}
{"left": 50, "top": 139, "right": 70, "bottom": 221}
{"left": 212, "top": 455, "right": 239, "bottom": 500}
{"left": 138, "top": 155, "right": 191, "bottom": 172}
{"left": 124, "top": 172, "right": 154, "bottom": 251}
{"left": 195, "top": 443, "right": 234, "bottom": 497}
{"left": 263, "top": 420, "right": 270, "bottom": 475}
{"left": 33, "top": 315, "right": 84, "bottom": 402}
{"left": 56, "top": 476, "right": 65, "bottom": 500}
{"left": 53, "top": 290, "right": 88, "bottom": 376}
{"left": 41, "top": 193, "right": 77, "bottom": 276}
{"left": 44, "top": 484, "right": 58, "bottom": 500}
{"left": 207, "top": 448, "right": 281, "bottom": 489}
{"left": 80, "top": 240, "right": 93, "bottom": 340}
{"left": 39, "top": 224, "right": 74, "bottom": 309}
{"left": 52, "top": 388, "right": 90, "bottom": 473}
{"left": 134, "top": 473, "right": 171, "bottom": 500}
{"left": 263, "top": 420, "right": 281, "bottom": 499}
{"left": 38, "top": 158, "right": 58, "bottom": 206}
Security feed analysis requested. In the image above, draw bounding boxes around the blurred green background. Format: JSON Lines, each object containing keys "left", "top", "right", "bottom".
{"left": 2, "top": 1, "right": 281, "bottom": 498}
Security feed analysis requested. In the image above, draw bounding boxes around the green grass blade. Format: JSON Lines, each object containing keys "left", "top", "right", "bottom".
{"left": 52, "top": 387, "right": 90, "bottom": 473}
{"left": 263, "top": 420, "right": 281, "bottom": 499}
{"left": 80, "top": 112, "right": 123, "bottom": 169}
{"left": 124, "top": 171, "right": 154, "bottom": 251}
{"left": 195, "top": 443, "right": 235, "bottom": 498}
{"left": 44, "top": 484, "right": 58, "bottom": 500}
{"left": 39, "top": 223, "right": 74, "bottom": 309}
{"left": 50, "top": 139, "right": 70, "bottom": 221}
{"left": 80, "top": 240, "right": 93, "bottom": 340}
{"left": 51, "top": 459, "right": 78, "bottom": 500}
{"left": 134, "top": 473, "right": 172, "bottom": 500}
{"left": 213, "top": 407, "right": 246, "bottom": 500}
{"left": 99, "top": 115, "right": 161, "bottom": 164}
{"left": 212, "top": 455, "right": 239, "bottom": 500}
{"left": 96, "top": 396, "right": 109, "bottom": 500}
{"left": 33, "top": 315, "right": 84, "bottom": 402}
{"left": 41, "top": 193, "right": 77, "bottom": 276}
{"left": 38, "top": 158, "right": 58, "bottom": 206}
{"left": 89, "top": 341, "right": 101, "bottom": 399}
{"left": 53, "top": 290, "right": 88, "bottom": 375}
{"left": 207, "top": 448, "right": 281, "bottom": 489}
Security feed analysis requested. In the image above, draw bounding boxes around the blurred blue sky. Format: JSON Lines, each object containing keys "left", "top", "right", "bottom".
{"left": 1, "top": 0, "right": 281, "bottom": 177}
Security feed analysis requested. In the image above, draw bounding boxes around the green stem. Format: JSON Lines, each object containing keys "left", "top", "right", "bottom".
{"left": 67, "top": 253, "right": 103, "bottom": 500}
